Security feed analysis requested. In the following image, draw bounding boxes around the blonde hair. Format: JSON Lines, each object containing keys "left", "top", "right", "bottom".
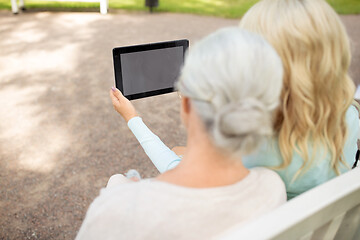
{"left": 177, "top": 27, "right": 283, "bottom": 156}
{"left": 240, "top": 0, "right": 355, "bottom": 176}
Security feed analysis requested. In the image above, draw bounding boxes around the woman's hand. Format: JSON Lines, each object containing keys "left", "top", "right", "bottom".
{"left": 109, "top": 87, "right": 137, "bottom": 122}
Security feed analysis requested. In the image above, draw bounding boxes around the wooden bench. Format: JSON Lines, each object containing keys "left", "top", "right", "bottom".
{"left": 217, "top": 166, "right": 360, "bottom": 240}
{"left": 11, "top": 0, "right": 109, "bottom": 14}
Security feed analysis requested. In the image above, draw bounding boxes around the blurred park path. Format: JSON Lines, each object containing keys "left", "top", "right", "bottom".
{"left": 0, "top": 11, "right": 359, "bottom": 239}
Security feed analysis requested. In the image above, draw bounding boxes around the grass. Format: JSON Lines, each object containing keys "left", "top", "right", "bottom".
{"left": 327, "top": 0, "right": 360, "bottom": 14}
{"left": 0, "top": 0, "right": 359, "bottom": 18}
{"left": 110, "top": 0, "right": 260, "bottom": 18}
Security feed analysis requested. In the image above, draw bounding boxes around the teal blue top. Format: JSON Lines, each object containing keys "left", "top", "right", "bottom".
{"left": 128, "top": 106, "right": 359, "bottom": 199}
{"left": 243, "top": 105, "right": 359, "bottom": 199}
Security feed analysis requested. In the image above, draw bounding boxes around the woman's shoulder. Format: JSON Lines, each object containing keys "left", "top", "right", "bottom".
{"left": 250, "top": 166, "right": 280, "bottom": 177}
{"left": 237, "top": 167, "right": 286, "bottom": 211}
{"left": 344, "top": 104, "right": 359, "bottom": 148}
{"left": 346, "top": 105, "right": 360, "bottom": 132}
{"left": 97, "top": 180, "right": 155, "bottom": 202}
{"left": 85, "top": 180, "right": 159, "bottom": 216}
{"left": 76, "top": 181, "right": 153, "bottom": 239}
{"left": 347, "top": 104, "right": 359, "bottom": 120}
{"left": 246, "top": 167, "right": 286, "bottom": 199}
{"left": 249, "top": 167, "right": 285, "bottom": 188}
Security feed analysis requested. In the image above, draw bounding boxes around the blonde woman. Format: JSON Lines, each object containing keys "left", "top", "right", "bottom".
{"left": 238, "top": 0, "right": 359, "bottom": 199}
{"left": 76, "top": 28, "right": 286, "bottom": 239}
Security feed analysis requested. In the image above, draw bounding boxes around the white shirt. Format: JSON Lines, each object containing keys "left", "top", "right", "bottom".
{"left": 76, "top": 167, "right": 286, "bottom": 240}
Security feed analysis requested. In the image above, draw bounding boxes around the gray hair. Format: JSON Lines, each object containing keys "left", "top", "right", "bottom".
{"left": 176, "top": 27, "right": 283, "bottom": 156}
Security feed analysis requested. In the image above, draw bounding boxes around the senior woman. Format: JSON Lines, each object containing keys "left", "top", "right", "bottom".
{"left": 76, "top": 27, "right": 286, "bottom": 240}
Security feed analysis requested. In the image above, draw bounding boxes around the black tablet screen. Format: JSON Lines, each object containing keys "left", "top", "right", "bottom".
{"left": 113, "top": 39, "right": 189, "bottom": 100}
{"left": 121, "top": 46, "right": 183, "bottom": 96}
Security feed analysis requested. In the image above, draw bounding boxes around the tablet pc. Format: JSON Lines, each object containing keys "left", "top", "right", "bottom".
{"left": 113, "top": 39, "right": 189, "bottom": 100}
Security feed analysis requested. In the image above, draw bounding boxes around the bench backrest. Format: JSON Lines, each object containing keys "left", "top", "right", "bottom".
{"left": 217, "top": 167, "right": 360, "bottom": 240}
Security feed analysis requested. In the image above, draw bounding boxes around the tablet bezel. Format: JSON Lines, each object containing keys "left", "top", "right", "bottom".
{"left": 112, "top": 39, "right": 189, "bottom": 100}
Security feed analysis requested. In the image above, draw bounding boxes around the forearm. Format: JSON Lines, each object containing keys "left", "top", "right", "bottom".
{"left": 127, "top": 117, "right": 181, "bottom": 173}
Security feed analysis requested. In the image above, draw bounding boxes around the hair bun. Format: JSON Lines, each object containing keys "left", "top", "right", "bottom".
{"left": 212, "top": 98, "right": 273, "bottom": 155}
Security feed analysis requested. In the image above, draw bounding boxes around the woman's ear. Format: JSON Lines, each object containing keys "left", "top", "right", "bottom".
{"left": 181, "top": 96, "right": 191, "bottom": 127}
{"left": 182, "top": 96, "right": 191, "bottom": 114}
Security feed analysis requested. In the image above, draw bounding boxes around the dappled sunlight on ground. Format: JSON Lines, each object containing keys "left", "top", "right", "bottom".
{"left": 7, "top": 27, "right": 47, "bottom": 43}
{"left": 0, "top": 85, "right": 69, "bottom": 172}
{"left": 0, "top": 44, "right": 80, "bottom": 78}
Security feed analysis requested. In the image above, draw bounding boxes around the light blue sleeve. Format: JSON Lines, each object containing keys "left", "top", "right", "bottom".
{"left": 127, "top": 117, "right": 181, "bottom": 173}
{"left": 342, "top": 105, "right": 359, "bottom": 169}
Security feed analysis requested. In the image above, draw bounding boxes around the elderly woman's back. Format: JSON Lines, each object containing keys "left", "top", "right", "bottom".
{"left": 77, "top": 168, "right": 284, "bottom": 239}
{"left": 76, "top": 27, "right": 286, "bottom": 240}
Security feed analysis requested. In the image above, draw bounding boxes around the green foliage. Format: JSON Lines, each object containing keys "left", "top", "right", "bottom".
{"left": 1, "top": 0, "right": 359, "bottom": 17}
{"left": 155, "top": 0, "right": 259, "bottom": 18}
{"left": 327, "top": 0, "right": 360, "bottom": 14}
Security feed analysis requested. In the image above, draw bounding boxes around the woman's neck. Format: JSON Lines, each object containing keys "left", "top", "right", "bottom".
{"left": 156, "top": 129, "right": 249, "bottom": 188}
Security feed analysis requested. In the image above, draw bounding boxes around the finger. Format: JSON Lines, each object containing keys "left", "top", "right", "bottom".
{"left": 110, "top": 87, "right": 120, "bottom": 101}
{"left": 111, "top": 87, "right": 124, "bottom": 100}
{"left": 109, "top": 89, "right": 120, "bottom": 104}
{"left": 109, "top": 91, "right": 122, "bottom": 110}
